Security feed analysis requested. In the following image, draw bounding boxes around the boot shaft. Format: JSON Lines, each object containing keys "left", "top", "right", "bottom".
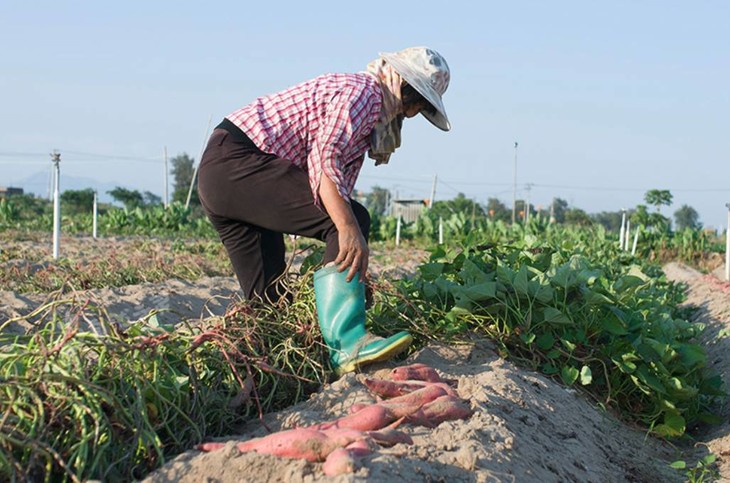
{"left": 313, "top": 266, "right": 367, "bottom": 351}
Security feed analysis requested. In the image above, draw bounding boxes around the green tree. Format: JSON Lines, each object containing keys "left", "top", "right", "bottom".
{"left": 11, "top": 194, "right": 51, "bottom": 219}
{"left": 674, "top": 204, "right": 701, "bottom": 230}
{"left": 551, "top": 197, "right": 569, "bottom": 223}
{"left": 60, "top": 188, "right": 95, "bottom": 214}
{"left": 431, "top": 193, "right": 485, "bottom": 220}
{"left": 592, "top": 211, "right": 624, "bottom": 232}
{"left": 486, "top": 198, "right": 510, "bottom": 222}
{"left": 631, "top": 204, "right": 650, "bottom": 227}
{"left": 108, "top": 187, "right": 144, "bottom": 210}
{"left": 143, "top": 191, "right": 162, "bottom": 207}
{"left": 644, "top": 189, "right": 673, "bottom": 213}
{"left": 365, "top": 186, "right": 390, "bottom": 216}
{"left": 171, "top": 153, "right": 199, "bottom": 205}
{"left": 564, "top": 208, "right": 592, "bottom": 226}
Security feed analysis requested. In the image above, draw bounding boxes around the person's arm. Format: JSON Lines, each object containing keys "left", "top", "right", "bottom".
{"left": 318, "top": 174, "right": 368, "bottom": 283}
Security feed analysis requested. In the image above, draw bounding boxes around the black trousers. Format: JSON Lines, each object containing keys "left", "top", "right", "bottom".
{"left": 197, "top": 126, "right": 370, "bottom": 301}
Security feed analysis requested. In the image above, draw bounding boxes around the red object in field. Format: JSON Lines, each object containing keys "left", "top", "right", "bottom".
{"left": 389, "top": 363, "right": 445, "bottom": 383}
{"left": 362, "top": 377, "right": 457, "bottom": 399}
{"left": 406, "top": 395, "right": 474, "bottom": 427}
{"left": 197, "top": 428, "right": 360, "bottom": 462}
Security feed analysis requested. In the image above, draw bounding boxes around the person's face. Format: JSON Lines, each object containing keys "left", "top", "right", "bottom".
{"left": 403, "top": 100, "right": 429, "bottom": 118}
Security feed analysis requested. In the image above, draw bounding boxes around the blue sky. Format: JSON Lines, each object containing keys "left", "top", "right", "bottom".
{"left": 1, "top": 1, "right": 728, "bottom": 228}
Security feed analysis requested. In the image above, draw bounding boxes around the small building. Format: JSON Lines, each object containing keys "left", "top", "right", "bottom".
{"left": 391, "top": 199, "right": 428, "bottom": 223}
{"left": 0, "top": 186, "right": 23, "bottom": 198}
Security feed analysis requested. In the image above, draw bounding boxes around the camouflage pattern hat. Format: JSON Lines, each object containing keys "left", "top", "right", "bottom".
{"left": 380, "top": 47, "right": 451, "bottom": 131}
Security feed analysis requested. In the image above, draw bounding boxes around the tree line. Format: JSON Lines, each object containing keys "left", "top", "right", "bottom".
{"left": 364, "top": 187, "right": 702, "bottom": 232}
{"left": 3, "top": 153, "right": 703, "bottom": 234}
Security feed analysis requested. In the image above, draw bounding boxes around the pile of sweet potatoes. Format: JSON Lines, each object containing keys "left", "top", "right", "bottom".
{"left": 197, "top": 363, "right": 473, "bottom": 477}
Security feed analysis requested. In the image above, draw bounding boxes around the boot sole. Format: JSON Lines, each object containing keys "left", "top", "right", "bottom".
{"left": 336, "top": 334, "right": 413, "bottom": 375}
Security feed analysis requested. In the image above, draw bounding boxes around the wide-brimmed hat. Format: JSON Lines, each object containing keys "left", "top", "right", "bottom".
{"left": 380, "top": 47, "right": 451, "bottom": 131}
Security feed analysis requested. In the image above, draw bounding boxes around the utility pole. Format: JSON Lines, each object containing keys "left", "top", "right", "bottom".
{"left": 525, "top": 183, "right": 533, "bottom": 225}
{"left": 725, "top": 203, "right": 730, "bottom": 281}
{"left": 429, "top": 174, "right": 437, "bottom": 209}
{"left": 163, "top": 146, "right": 169, "bottom": 209}
{"left": 549, "top": 198, "right": 556, "bottom": 224}
{"left": 50, "top": 151, "right": 61, "bottom": 259}
{"left": 512, "top": 142, "right": 518, "bottom": 225}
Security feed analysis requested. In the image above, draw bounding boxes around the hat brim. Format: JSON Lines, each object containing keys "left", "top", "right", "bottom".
{"left": 381, "top": 52, "right": 451, "bottom": 132}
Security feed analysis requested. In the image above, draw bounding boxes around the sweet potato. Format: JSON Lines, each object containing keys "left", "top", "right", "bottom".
{"left": 313, "top": 402, "right": 418, "bottom": 431}
{"left": 198, "top": 428, "right": 344, "bottom": 462}
{"left": 380, "top": 384, "right": 448, "bottom": 406}
{"left": 196, "top": 442, "right": 226, "bottom": 452}
{"left": 319, "top": 428, "right": 367, "bottom": 447}
{"left": 389, "top": 363, "right": 444, "bottom": 383}
{"left": 322, "top": 447, "right": 357, "bottom": 476}
{"left": 349, "top": 402, "right": 370, "bottom": 414}
{"left": 365, "top": 428, "right": 414, "bottom": 447}
{"left": 406, "top": 395, "right": 474, "bottom": 427}
{"left": 363, "top": 377, "right": 458, "bottom": 399}
{"left": 345, "top": 438, "right": 374, "bottom": 457}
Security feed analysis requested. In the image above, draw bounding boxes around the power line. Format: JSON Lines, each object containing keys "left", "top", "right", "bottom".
{"left": 0, "top": 150, "right": 163, "bottom": 164}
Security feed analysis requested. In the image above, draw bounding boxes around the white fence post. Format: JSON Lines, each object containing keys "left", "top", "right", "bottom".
{"left": 51, "top": 151, "right": 61, "bottom": 259}
{"left": 92, "top": 191, "right": 98, "bottom": 239}
{"left": 395, "top": 215, "right": 402, "bottom": 247}
{"left": 631, "top": 228, "right": 639, "bottom": 256}
{"left": 438, "top": 216, "right": 444, "bottom": 245}
{"left": 619, "top": 210, "right": 627, "bottom": 251}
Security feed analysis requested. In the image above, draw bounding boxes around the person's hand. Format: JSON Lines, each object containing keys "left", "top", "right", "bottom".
{"left": 334, "top": 223, "right": 369, "bottom": 283}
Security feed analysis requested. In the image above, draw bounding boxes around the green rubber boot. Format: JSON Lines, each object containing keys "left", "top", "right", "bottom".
{"left": 313, "top": 265, "right": 412, "bottom": 375}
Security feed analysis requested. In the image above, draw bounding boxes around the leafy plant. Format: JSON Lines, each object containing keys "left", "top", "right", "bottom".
{"left": 372, "top": 235, "right": 724, "bottom": 436}
{"left": 670, "top": 454, "right": 719, "bottom": 483}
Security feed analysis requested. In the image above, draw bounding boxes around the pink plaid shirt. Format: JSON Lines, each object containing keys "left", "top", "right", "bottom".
{"left": 226, "top": 73, "right": 382, "bottom": 208}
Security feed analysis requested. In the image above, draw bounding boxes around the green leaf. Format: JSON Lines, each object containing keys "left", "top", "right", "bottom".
{"left": 582, "top": 289, "right": 613, "bottom": 306}
{"left": 600, "top": 315, "right": 628, "bottom": 336}
{"left": 676, "top": 343, "right": 707, "bottom": 369}
{"left": 520, "top": 332, "right": 536, "bottom": 345}
{"left": 542, "top": 362, "right": 559, "bottom": 375}
{"left": 535, "top": 333, "right": 554, "bottom": 350}
{"left": 577, "top": 268, "right": 602, "bottom": 285}
{"left": 419, "top": 262, "right": 445, "bottom": 281}
{"left": 496, "top": 264, "right": 515, "bottom": 285}
{"left": 513, "top": 266, "right": 529, "bottom": 297}
{"left": 543, "top": 307, "right": 572, "bottom": 326}
{"left": 654, "top": 413, "right": 685, "bottom": 437}
{"left": 613, "top": 275, "right": 646, "bottom": 293}
{"left": 551, "top": 263, "right": 578, "bottom": 289}
{"left": 580, "top": 366, "right": 593, "bottom": 385}
{"left": 612, "top": 358, "right": 637, "bottom": 374}
{"left": 635, "top": 365, "right": 666, "bottom": 395}
{"left": 698, "top": 374, "right": 726, "bottom": 396}
{"left": 669, "top": 461, "right": 687, "bottom": 470}
{"left": 561, "top": 365, "right": 579, "bottom": 385}
{"left": 561, "top": 339, "right": 576, "bottom": 352}
{"left": 459, "top": 258, "right": 492, "bottom": 284}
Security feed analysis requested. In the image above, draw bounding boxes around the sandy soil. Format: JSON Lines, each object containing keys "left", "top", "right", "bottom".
{"left": 3, "top": 235, "right": 729, "bottom": 481}
{"left": 142, "top": 264, "right": 730, "bottom": 483}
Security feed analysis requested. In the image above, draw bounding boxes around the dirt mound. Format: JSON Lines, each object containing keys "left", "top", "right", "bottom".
{"left": 144, "top": 340, "right": 680, "bottom": 483}
{"left": 0, "top": 276, "right": 241, "bottom": 334}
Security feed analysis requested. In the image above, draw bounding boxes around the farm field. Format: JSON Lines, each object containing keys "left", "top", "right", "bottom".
{"left": 1, "top": 228, "right": 729, "bottom": 482}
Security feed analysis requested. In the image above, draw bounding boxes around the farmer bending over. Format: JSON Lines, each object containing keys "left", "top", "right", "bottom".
{"left": 198, "top": 47, "right": 451, "bottom": 374}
